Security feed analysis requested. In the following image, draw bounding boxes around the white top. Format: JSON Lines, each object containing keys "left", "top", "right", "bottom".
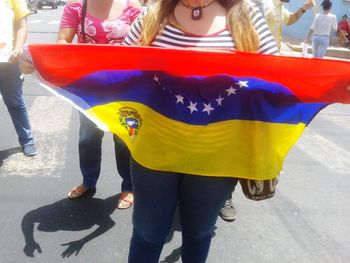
{"left": 311, "top": 13, "right": 337, "bottom": 36}
{"left": 0, "top": 0, "right": 14, "bottom": 62}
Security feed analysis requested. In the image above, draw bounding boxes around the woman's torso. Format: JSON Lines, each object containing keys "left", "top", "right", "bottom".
{"left": 124, "top": 5, "right": 278, "bottom": 55}
{"left": 312, "top": 13, "right": 337, "bottom": 36}
{"left": 60, "top": 0, "right": 141, "bottom": 44}
{"left": 150, "top": 23, "right": 235, "bottom": 50}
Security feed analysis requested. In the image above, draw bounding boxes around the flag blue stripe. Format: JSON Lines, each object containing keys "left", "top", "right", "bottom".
{"left": 61, "top": 70, "right": 328, "bottom": 125}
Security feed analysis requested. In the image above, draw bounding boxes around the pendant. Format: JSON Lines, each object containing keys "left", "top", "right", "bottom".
{"left": 191, "top": 6, "right": 202, "bottom": 20}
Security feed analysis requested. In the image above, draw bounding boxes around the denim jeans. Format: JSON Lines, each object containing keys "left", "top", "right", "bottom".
{"left": 312, "top": 35, "right": 330, "bottom": 58}
{"left": 128, "top": 159, "right": 237, "bottom": 263}
{"left": 79, "top": 113, "right": 132, "bottom": 191}
{"left": 0, "top": 63, "right": 34, "bottom": 147}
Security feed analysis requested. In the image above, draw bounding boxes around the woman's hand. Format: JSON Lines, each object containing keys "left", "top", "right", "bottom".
{"left": 8, "top": 48, "right": 22, "bottom": 64}
{"left": 303, "top": 0, "right": 315, "bottom": 10}
{"left": 19, "top": 54, "right": 36, "bottom": 74}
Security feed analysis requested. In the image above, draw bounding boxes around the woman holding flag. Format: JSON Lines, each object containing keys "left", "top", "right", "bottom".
{"left": 123, "top": 0, "right": 278, "bottom": 262}
{"left": 58, "top": 0, "right": 141, "bottom": 208}
{"left": 20, "top": 0, "right": 142, "bottom": 208}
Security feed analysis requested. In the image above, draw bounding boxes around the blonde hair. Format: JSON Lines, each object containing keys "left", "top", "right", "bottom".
{"left": 139, "top": 0, "right": 260, "bottom": 53}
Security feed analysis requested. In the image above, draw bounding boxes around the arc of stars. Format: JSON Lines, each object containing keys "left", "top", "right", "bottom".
{"left": 154, "top": 74, "right": 251, "bottom": 116}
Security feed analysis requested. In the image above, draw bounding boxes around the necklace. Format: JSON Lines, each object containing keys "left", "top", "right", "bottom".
{"left": 180, "top": 0, "right": 216, "bottom": 20}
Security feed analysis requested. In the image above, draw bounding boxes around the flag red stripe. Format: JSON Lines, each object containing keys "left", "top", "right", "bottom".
{"left": 28, "top": 44, "right": 350, "bottom": 103}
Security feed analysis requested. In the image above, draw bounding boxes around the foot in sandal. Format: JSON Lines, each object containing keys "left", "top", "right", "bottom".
{"left": 117, "top": 192, "right": 134, "bottom": 209}
{"left": 67, "top": 184, "right": 89, "bottom": 199}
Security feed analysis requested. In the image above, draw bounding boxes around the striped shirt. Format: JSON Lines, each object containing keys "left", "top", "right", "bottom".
{"left": 123, "top": 4, "right": 278, "bottom": 55}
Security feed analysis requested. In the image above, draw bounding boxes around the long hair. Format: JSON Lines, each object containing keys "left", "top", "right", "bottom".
{"left": 139, "top": 0, "right": 260, "bottom": 52}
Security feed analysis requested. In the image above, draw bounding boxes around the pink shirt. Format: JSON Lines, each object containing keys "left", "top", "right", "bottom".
{"left": 338, "top": 21, "right": 350, "bottom": 33}
{"left": 60, "top": 0, "right": 141, "bottom": 44}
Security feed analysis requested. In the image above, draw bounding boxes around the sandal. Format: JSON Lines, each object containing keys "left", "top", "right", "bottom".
{"left": 117, "top": 192, "right": 134, "bottom": 209}
{"left": 67, "top": 185, "right": 88, "bottom": 199}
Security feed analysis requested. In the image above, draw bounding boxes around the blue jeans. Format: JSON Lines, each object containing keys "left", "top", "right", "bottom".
{"left": 79, "top": 113, "right": 132, "bottom": 191}
{"left": 128, "top": 159, "right": 237, "bottom": 263}
{"left": 0, "top": 63, "right": 34, "bottom": 147}
{"left": 312, "top": 35, "right": 330, "bottom": 58}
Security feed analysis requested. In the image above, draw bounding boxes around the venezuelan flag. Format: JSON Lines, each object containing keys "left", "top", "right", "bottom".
{"left": 26, "top": 44, "right": 350, "bottom": 180}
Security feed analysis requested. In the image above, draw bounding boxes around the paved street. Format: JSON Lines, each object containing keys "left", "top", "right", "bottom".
{"left": 0, "top": 6, "right": 350, "bottom": 263}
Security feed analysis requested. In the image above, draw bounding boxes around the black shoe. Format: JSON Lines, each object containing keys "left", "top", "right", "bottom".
{"left": 22, "top": 144, "right": 37, "bottom": 157}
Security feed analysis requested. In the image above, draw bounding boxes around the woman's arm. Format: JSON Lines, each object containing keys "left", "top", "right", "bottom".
{"left": 9, "top": 16, "right": 28, "bottom": 64}
{"left": 287, "top": 0, "right": 315, "bottom": 26}
{"left": 305, "top": 15, "right": 317, "bottom": 44}
{"left": 20, "top": 27, "right": 76, "bottom": 74}
{"left": 20, "top": 0, "right": 79, "bottom": 73}
{"left": 57, "top": 0, "right": 81, "bottom": 43}
{"left": 305, "top": 29, "right": 314, "bottom": 44}
{"left": 56, "top": 28, "right": 76, "bottom": 44}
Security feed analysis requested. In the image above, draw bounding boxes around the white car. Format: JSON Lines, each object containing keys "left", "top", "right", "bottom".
{"left": 37, "top": 0, "right": 58, "bottom": 9}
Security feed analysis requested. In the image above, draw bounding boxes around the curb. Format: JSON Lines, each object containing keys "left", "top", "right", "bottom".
{"left": 285, "top": 43, "right": 350, "bottom": 60}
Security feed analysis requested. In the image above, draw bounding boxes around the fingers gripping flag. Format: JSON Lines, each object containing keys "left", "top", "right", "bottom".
{"left": 26, "top": 44, "right": 350, "bottom": 181}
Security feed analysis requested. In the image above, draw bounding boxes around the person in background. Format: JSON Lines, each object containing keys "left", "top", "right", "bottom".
{"left": 0, "top": 0, "right": 37, "bottom": 157}
{"left": 265, "top": 0, "right": 315, "bottom": 50}
{"left": 123, "top": 0, "right": 278, "bottom": 262}
{"left": 221, "top": 0, "right": 266, "bottom": 223}
{"left": 337, "top": 14, "right": 350, "bottom": 48}
{"left": 219, "top": 0, "right": 273, "bottom": 224}
{"left": 20, "top": 0, "right": 141, "bottom": 208}
{"left": 305, "top": 0, "right": 337, "bottom": 58}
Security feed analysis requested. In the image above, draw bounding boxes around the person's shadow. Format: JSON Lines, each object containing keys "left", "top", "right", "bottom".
{"left": 21, "top": 190, "right": 119, "bottom": 258}
{"left": 0, "top": 147, "right": 22, "bottom": 167}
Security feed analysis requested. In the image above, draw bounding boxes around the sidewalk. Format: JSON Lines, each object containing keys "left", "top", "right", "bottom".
{"left": 281, "top": 35, "right": 350, "bottom": 61}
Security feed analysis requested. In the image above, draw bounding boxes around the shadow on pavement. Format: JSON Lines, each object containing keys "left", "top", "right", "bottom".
{"left": 160, "top": 208, "right": 217, "bottom": 263}
{"left": 21, "top": 190, "right": 118, "bottom": 258}
{"left": 0, "top": 147, "right": 22, "bottom": 167}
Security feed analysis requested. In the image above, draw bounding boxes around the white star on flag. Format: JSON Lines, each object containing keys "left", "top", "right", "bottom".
{"left": 187, "top": 101, "right": 198, "bottom": 114}
{"left": 216, "top": 94, "right": 224, "bottom": 106}
{"left": 202, "top": 103, "right": 214, "bottom": 115}
{"left": 175, "top": 94, "right": 184, "bottom": 104}
{"left": 153, "top": 74, "right": 160, "bottom": 84}
{"left": 237, "top": 80, "right": 248, "bottom": 88}
{"left": 225, "top": 86, "right": 237, "bottom": 96}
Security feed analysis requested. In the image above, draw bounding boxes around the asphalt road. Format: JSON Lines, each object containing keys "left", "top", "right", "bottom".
{"left": 0, "top": 6, "right": 350, "bottom": 263}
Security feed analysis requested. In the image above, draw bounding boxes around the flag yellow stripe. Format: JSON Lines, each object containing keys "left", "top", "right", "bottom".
{"left": 88, "top": 101, "right": 306, "bottom": 180}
